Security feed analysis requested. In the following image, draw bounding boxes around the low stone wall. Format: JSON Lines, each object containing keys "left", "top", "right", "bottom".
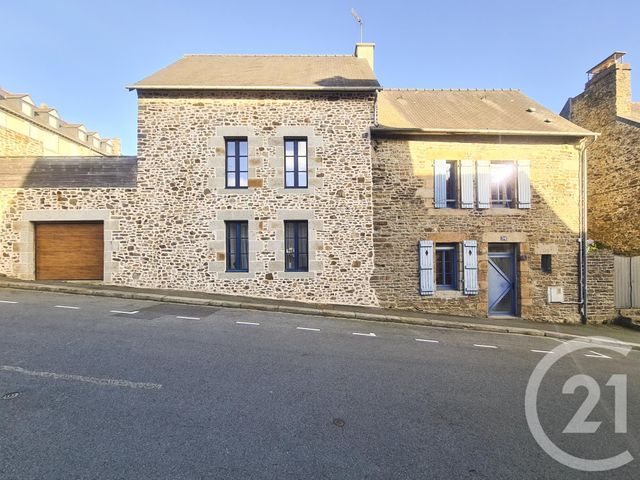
{"left": 586, "top": 248, "right": 617, "bottom": 323}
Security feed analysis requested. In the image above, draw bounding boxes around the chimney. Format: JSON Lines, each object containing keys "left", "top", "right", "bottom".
{"left": 585, "top": 51, "right": 632, "bottom": 116}
{"left": 111, "top": 138, "right": 122, "bottom": 155}
{"left": 354, "top": 43, "right": 375, "bottom": 71}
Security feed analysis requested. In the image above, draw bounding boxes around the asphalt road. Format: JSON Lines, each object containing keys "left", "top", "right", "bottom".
{"left": 0, "top": 288, "right": 638, "bottom": 479}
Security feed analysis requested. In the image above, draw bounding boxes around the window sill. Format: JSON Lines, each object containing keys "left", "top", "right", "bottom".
{"left": 428, "top": 208, "right": 527, "bottom": 216}
{"left": 434, "top": 290, "right": 464, "bottom": 299}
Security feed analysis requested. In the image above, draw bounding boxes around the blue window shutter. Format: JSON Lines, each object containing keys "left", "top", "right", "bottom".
{"left": 434, "top": 160, "right": 447, "bottom": 208}
{"left": 517, "top": 160, "right": 531, "bottom": 209}
{"left": 418, "top": 240, "right": 435, "bottom": 295}
{"left": 460, "top": 159, "right": 474, "bottom": 208}
{"left": 477, "top": 161, "right": 491, "bottom": 209}
{"left": 463, "top": 240, "right": 479, "bottom": 295}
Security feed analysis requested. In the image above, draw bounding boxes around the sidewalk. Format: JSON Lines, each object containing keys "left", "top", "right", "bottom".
{"left": 1, "top": 277, "right": 639, "bottom": 349}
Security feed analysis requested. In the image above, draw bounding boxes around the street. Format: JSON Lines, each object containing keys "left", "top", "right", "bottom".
{"left": 0, "top": 288, "right": 638, "bottom": 479}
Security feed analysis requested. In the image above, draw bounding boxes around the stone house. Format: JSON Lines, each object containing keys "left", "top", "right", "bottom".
{"left": 561, "top": 52, "right": 640, "bottom": 315}
{"left": 0, "top": 43, "right": 598, "bottom": 323}
{"left": 371, "top": 90, "right": 594, "bottom": 322}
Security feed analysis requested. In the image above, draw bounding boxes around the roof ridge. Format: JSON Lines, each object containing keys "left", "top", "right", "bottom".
{"left": 183, "top": 54, "right": 353, "bottom": 58}
{"left": 382, "top": 88, "right": 521, "bottom": 92}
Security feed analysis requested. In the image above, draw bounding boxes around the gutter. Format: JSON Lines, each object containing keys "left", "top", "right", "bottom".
{"left": 126, "top": 85, "right": 381, "bottom": 92}
{"left": 370, "top": 126, "right": 599, "bottom": 138}
{"left": 578, "top": 137, "right": 597, "bottom": 323}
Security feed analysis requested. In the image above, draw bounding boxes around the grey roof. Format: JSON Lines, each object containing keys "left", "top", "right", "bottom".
{"left": 128, "top": 55, "right": 380, "bottom": 91}
{"left": 376, "top": 89, "right": 595, "bottom": 137}
{"left": 0, "top": 156, "right": 137, "bottom": 188}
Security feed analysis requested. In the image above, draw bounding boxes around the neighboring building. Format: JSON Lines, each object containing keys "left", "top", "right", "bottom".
{"left": 561, "top": 52, "right": 640, "bottom": 255}
{"left": 0, "top": 87, "right": 120, "bottom": 156}
{"left": 0, "top": 44, "right": 598, "bottom": 323}
{"left": 561, "top": 52, "right": 640, "bottom": 314}
{"left": 371, "top": 90, "right": 593, "bottom": 322}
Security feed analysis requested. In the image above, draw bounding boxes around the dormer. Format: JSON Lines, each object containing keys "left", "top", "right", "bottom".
{"left": 60, "top": 122, "right": 88, "bottom": 143}
{"left": 1, "top": 93, "right": 35, "bottom": 117}
{"left": 34, "top": 105, "right": 61, "bottom": 129}
{"left": 87, "top": 132, "right": 102, "bottom": 149}
{"left": 101, "top": 138, "right": 113, "bottom": 154}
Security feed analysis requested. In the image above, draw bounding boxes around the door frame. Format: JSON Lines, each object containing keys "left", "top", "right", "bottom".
{"left": 487, "top": 243, "right": 519, "bottom": 316}
{"left": 13, "top": 209, "right": 116, "bottom": 282}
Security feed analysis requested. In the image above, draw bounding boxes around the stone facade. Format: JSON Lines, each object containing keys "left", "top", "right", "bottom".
{"left": 0, "top": 51, "right": 597, "bottom": 322}
{"left": 1, "top": 90, "right": 379, "bottom": 306}
{"left": 562, "top": 58, "right": 640, "bottom": 256}
{"left": 123, "top": 90, "right": 377, "bottom": 305}
{"left": 0, "top": 189, "right": 130, "bottom": 281}
{"left": 370, "top": 135, "right": 584, "bottom": 323}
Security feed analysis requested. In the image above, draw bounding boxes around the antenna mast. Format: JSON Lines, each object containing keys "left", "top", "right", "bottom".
{"left": 351, "top": 8, "right": 363, "bottom": 43}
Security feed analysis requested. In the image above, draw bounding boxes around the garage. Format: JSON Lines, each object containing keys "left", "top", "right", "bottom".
{"left": 35, "top": 222, "right": 104, "bottom": 280}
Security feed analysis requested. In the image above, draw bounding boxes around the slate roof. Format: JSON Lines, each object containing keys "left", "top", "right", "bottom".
{"left": 376, "top": 89, "right": 595, "bottom": 136}
{"left": 128, "top": 55, "right": 380, "bottom": 91}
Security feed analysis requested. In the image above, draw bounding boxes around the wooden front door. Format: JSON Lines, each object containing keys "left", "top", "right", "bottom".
{"left": 35, "top": 222, "right": 104, "bottom": 280}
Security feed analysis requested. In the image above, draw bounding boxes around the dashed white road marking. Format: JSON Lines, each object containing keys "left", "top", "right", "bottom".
{"left": 176, "top": 316, "right": 200, "bottom": 320}
{"left": 0, "top": 365, "right": 162, "bottom": 390}
{"left": 55, "top": 305, "right": 80, "bottom": 310}
{"left": 415, "top": 338, "right": 439, "bottom": 343}
{"left": 584, "top": 350, "right": 612, "bottom": 359}
{"left": 236, "top": 321, "right": 260, "bottom": 326}
{"left": 353, "top": 332, "right": 376, "bottom": 337}
{"left": 296, "top": 327, "right": 320, "bottom": 332}
{"left": 531, "top": 349, "right": 554, "bottom": 354}
{"left": 0, "top": 300, "right": 18, "bottom": 304}
{"left": 474, "top": 344, "right": 498, "bottom": 349}
{"left": 110, "top": 310, "right": 139, "bottom": 315}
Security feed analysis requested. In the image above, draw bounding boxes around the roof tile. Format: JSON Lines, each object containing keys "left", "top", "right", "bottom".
{"left": 129, "top": 55, "right": 380, "bottom": 90}
{"left": 377, "top": 89, "right": 594, "bottom": 136}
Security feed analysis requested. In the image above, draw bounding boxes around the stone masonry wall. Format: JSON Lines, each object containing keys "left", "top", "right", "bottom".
{"left": 566, "top": 63, "right": 640, "bottom": 256}
{"left": 586, "top": 248, "right": 617, "bottom": 323}
{"left": 0, "top": 188, "right": 131, "bottom": 281}
{"left": 371, "top": 135, "right": 584, "bottom": 323}
{"left": 0, "top": 91, "right": 379, "bottom": 307}
{"left": 117, "top": 90, "right": 378, "bottom": 306}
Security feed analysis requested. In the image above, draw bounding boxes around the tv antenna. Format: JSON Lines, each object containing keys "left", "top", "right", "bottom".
{"left": 351, "top": 8, "right": 363, "bottom": 43}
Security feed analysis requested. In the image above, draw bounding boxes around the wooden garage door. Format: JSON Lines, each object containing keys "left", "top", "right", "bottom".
{"left": 35, "top": 222, "right": 104, "bottom": 280}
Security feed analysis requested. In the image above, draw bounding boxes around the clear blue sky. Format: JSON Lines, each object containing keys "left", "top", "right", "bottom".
{"left": 2, "top": 0, "right": 638, "bottom": 154}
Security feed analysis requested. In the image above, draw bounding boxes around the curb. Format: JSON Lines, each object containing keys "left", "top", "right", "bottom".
{"left": 1, "top": 280, "right": 639, "bottom": 351}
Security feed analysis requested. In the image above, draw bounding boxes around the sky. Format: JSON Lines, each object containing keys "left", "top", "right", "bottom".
{"left": 1, "top": 0, "right": 639, "bottom": 155}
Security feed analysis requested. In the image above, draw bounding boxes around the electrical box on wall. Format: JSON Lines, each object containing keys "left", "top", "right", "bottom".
{"left": 548, "top": 286, "right": 564, "bottom": 303}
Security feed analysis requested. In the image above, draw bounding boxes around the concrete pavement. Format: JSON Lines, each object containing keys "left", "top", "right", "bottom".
{"left": 0, "top": 288, "right": 638, "bottom": 479}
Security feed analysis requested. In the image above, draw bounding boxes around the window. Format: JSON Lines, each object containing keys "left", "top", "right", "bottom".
{"left": 541, "top": 254, "right": 552, "bottom": 274}
{"left": 226, "top": 138, "right": 249, "bottom": 188}
{"left": 284, "top": 138, "right": 308, "bottom": 188}
{"left": 445, "top": 161, "right": 458, "bottom": 207}
{"left": 435, "top": 243, "right": 458, "bottom": 290}
{"left": 490, "top": 162, "right": 515, "bottom": 208}
{"left": 284, "top": 221, "right": 308, "bottom": 272}
{"left": 226, "top": 221, "right": 249, "bottom": 272}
